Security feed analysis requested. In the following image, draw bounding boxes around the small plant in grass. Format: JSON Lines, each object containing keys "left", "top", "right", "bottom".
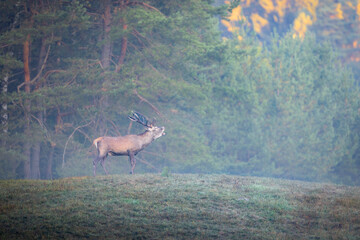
{"left": 161, "top": 167, "right": 171, "bottom": 177}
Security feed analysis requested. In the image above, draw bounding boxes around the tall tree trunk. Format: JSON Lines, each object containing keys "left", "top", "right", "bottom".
{"left": 23, "top": 34, "right": 31, "bottom": 179}
{"left": 46, "top": 143, "right": 55, "bottom": 180}
{"left": 99, "top": 0, "right": 112, "bottom": 136}
{"left": 31, "top": 141, "right": 41, "bottom": 179}
{"left": 31, "top": 37, "right": 47, "bottom": 179}
{"left": 1, "top": 73, "right": 8, "bottom": 144}
{"left": 115, "top": 24, "right": 127, "bottom": 73}
{"left": 101, "top": 0, "right": 112, "bottom": 70}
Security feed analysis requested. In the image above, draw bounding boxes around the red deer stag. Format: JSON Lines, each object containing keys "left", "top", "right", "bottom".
{"left": 92, "top": 112, "right": 165, "bottom": 176}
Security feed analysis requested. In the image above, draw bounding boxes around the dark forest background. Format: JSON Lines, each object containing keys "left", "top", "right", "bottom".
{"left": 1, "top": 0, "right": 360, "bottom": 185}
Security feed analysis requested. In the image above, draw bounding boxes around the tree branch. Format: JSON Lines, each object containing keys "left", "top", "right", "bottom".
{"left": 30, "top": 113, "right": 57, "bottom": 147}
{"left": 133, "top": 89, "right": 163, "bottom": 117}
{"left": 62, "top": 120, "right": 93, "bottom": 168}
{"left": 108, "top": 119, "right": 122, "bottom": 136}
{"left": 17, "top": 44, "right": 51, "bottom": 92}
{"left": 135, "top": 155, "right": 160, "bottom": 172}
{"left": 124, "top": 2, "right": 164, "bottom": 15}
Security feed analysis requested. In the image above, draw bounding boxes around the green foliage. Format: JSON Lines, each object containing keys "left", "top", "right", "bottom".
{"left": 205, "top": 32, "right": 360, "bottom": 183}
{"left": 0, "top": 0, "right": 359, "bottom": 184}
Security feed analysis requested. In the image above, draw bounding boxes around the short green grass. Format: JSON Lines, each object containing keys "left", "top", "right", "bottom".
{"left": 1, "top": 174, "right": 359, "bottom": 239}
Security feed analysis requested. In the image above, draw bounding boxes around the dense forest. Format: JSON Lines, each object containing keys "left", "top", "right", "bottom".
{"left": 0, "top": 0, "right": 359, "bottom": 185}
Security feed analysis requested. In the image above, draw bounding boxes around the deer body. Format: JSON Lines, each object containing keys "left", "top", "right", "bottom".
{"left": 93, "top": 112, "right": 165, "bottom": 176}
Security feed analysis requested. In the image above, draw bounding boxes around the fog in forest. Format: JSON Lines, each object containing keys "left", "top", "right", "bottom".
{"left": 1, "top": 0, "right": 360, "bottom": 185}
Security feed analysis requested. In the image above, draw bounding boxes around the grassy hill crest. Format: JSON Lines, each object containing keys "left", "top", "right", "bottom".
{"left": 1, "top": 174, "right": 360, "bottom": 239}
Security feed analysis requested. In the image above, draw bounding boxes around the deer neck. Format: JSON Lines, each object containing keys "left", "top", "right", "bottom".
{"left": 139, "top": 130, "right": 155, "bottom": 145}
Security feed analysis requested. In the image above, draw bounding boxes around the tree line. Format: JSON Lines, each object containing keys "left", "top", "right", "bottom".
{"left": 1, "top": 0, "right": 359, "bottom": 185}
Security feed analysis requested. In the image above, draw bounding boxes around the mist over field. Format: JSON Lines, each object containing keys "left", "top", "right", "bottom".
{"left": 0, "top": 0, "right": 360, "bottom": 185}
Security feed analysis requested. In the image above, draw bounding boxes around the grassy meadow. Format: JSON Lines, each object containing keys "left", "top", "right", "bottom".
{"left": 1, "top": 174, "right": 360, "bottom": 239}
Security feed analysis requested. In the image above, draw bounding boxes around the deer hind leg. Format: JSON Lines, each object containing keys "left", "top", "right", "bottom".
{"left": 100, "top": 158, "right": 108, "bottom": 175}
{"left": 128, "top": 150, "right": 136, "bottom": 174}
{"left": 93, "top": 154, "right": 106, "bottom": 176}
{"left": 93, "top": 156, "right": 101, "bottom": 176}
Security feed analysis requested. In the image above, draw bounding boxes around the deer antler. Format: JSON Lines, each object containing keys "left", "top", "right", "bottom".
{"left": 128, "top": 111, "right": 153, "bottom": 128}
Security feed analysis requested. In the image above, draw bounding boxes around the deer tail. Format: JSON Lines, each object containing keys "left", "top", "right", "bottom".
{"left": 93, "top": 137, "right": 103, "bottom": 149}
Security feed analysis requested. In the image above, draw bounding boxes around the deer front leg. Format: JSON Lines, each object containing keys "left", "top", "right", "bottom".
{"left": 128, "top": 150, "right": 136, "bottom": 174}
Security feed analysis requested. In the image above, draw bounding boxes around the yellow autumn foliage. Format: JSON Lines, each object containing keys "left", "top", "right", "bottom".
{"left": 293, "top": 12, "right": 313, "bottom": 39}
{"left": 346, "top": 1, "right": 355, "bottom": 9}
{"left": 230, "top": 5, "right": 246, "bottom": 22}
{"left": 222, "top": 3, "right": 246, "bottom": 33}
{"left": 244, "top": 0, "right": 253, "bottom": 7}
{"left": 275, "top": 0, "right": 288, "bottom": 18}
{"left": 296, "top": 0, "right": 318, "bottom": 21}
{"left": 259, "top": 0, "right": 275, "bottom": 13}
{"left": 251, "top": 13, "right": 269, "bottom": 33}
{"left": 335, "top": 3, "right": 344, "bottom": 19}
{"left": 221, "top": 20, "right": 240, "bottom": 33}
{"left": 258, "top": 0, "right": 288, "bottom": 23}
